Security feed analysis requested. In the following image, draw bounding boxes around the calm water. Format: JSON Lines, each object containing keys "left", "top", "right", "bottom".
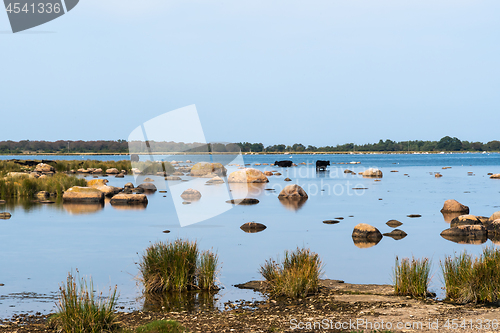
{"left": 1, "top": 153, "right": 500, "bottom": 317}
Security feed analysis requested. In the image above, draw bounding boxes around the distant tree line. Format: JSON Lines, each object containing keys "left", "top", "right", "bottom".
{"left": 0, "top": 137, "right": 498, "bottom": 154}
{"left": 237, "top": 137, "right": 500, "bottom": 153}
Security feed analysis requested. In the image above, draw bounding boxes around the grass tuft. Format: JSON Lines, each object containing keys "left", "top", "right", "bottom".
{"left": 49, "top": 272, "right": 119, "bottom": 333}
{"left": 138, "top": 239, "right": 219, "bottom": 293}
{"left": 393, "top": 256, "right": 431, "bottom": 298}
{"left": 0, "top": 173, "right": 86, "bottom": 199}
{"left": 260, "top": 247, "right": 323, "bottom": 298}
{"left": 441, "top": 246, "right": 500, "bottom": 303}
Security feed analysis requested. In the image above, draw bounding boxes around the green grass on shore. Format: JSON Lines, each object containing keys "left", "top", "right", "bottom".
{"left": 260, "top": 247, "right": 323, "bottom": 298}
{"left": 49, "top": 272, "right": 118, "bottom": 333}
{"left": 393, "top": 256, "right": 431, "bottom": 298}
{"left": 0, "top": 173, "right": 86, "bottom": 199}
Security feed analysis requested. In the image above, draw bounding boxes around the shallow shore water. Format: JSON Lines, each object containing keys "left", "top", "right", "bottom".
{"left": 0, "top": 153, "right": 499, "bottom": 320}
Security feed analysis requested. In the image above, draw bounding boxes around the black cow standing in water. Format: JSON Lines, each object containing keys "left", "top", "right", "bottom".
{"left": 316, "top": 160, "right": 330, "bottom": 171}
{"left": 275, "top": 160, "right": 293, "bottom": 167}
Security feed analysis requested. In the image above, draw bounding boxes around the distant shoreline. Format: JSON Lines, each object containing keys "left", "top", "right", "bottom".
{"left": 0, "top": 151, "right": 498, "bottom": 156}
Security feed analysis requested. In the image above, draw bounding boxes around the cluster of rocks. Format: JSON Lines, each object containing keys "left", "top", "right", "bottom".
{"left": 351, "top": 220, "right": 407, "bottom": 248}
{"left": 440, "top": 199, "right": 500, "bottom": 244}
{"left": 62, "top": 180, "right": 155, "bottom": 207}
{"left": 6, "top": 163, "right": 56, "bottom": 179}
{"left": 70, "top": 168, "right": 127, "bottom": 178}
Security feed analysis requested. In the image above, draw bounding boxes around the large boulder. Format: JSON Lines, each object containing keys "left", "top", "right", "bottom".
{"left": 62, "top": 187, "right": 104, "bottom": 203}
{"left": 138, "top": 183, "right": 157, "bottom": 192}
{"left": 35, "top": 163, "right": 55, "bottom": 173}
{"left": 106, "top": 168, "right": 119, "bottom": 174}
{"left": 362, "top": 168, "right": 383, "bottom": 178}
{"left": 190, "top": 162, "right": 227, "bottom": 177}
{"left": 440, "top": 199, "right": 469, "bottom": 214}
{"left": 278, "top": 184, "right": 308, "bottom": 198}
{"left": 352, "top": 223, "right": 383, "bottom": 242}
{"left": 440, "top": 225, "right": 487, "bottom": 244}
{"left": 181, "top": 188, "right": 201, "bottom": 200}
{"left": 450, "top": 215, "right": 482, "bottom": 228}
{"left": 88, "top": 179, "right": 120, "bottom": 197}
{"left": 228, "top": 168, "right": 269, "bottom": 183}
{"left": 490, "top": 174, "right": 500, "bottom": 179}
{"left": 110, "top": 194, "right": 148, "bottom": 206}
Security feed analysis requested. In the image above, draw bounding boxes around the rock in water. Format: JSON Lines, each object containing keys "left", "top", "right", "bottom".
{"left": 110, "top": 194, "right": 148, "bottom": 205}
{"left": 386, "top": 220, "right": 403, "bottom": 228}
{"left": 440, "top": 199, "right": 469, "bottom": 213}
{"left": 226, "top": 198, "right": 259, "bottom": 205}
{"left": 227, "top": 168, "right": 269, "bottom": 183}
{"left": 138, "top": 183, "right": 157, "bottom": 192}
{"left": 441, "top": 225, "right": 487, "bottom": 244}
{"left": 383, "top": 229, "right": 407, "bottom": 240}
{"left": 181, "top": 188, "right": 202, "bottom": 200}
{"left": 362, "top": 168, "right": 383, "bottom": 178}
{"left": 62, "top": 187, "right": 104, "bottom": 203}
{"left": 190, "top": 162, "right": 227, "bottom": 177}
{"left": 490, "top": 174, "right": 500, "bottom": 179}
{"left": 278, "top": 185, "right": 308, "bottom": 198}
{"left": 0, "top": 212, "right": 12, "bottom": 219}
{"left": 352, "top": 223, "right": 383, "bottom": 245}
{"left": 450, "top": 215, "right": 482, "bottom": 228}
{"left": 240, "top": 222, "right": 267, "bottom": 233}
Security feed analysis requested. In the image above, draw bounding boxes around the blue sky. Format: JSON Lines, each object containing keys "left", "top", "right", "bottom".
{"left": 1, "top": 0, "right": 499, "bottom": 146}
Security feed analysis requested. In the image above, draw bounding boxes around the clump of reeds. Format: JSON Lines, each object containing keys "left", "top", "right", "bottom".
{"left": 259, "top": 247, "right": 323, "bottom": 298}
{"left": 441, "top": 246, "right": 500, "bottom": 303}
{"left": 49, "top": 272, "right": 119, "bottom": 333}
{"left": 0, "top": 173, "right": 86, "bottom": 199}
{"left": 393, "top": 256, "right": 431, "bottom": 298}
{"left": 138, "top": 239, "right": 219, "bottom": 293}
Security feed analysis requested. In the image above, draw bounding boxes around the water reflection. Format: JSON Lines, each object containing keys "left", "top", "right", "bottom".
{"left": 440, "top": 233, "right": 488, "bottom": 245}
{"left": 2, "top": 197, "right": 63, "bottom": 212}
{"left": 441, "top": 212, "right": 464, "bottom": 223}
{"left": 278, "top": 197, "right": 307, "bottom": 211}
{"left": 142, "top": 291, "right": 218, "bottom": 313}
{"left": 63, "top": 203, "right": 104, "bottom": 215}
{"left": 352, "top": 237, "right": 382, "bottom": 248}
{"left": 110, "top": 204, "right": 147, "bottom": 210}
{"left": 229, "top": 183, "right": 267, "bottom": 198}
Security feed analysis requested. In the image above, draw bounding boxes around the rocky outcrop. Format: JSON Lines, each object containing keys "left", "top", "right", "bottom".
{"left": 440, "top": 199, "right": 469, "bottom": 214}
{"left": 110, "top": 194, "right": 148, "bottom": 206}
{"left": 228, "top": 168, "right": 269, "bottom": 183}
{"left": 62, "top": 187, "right": 104, "bottom": 203}
{"left": 190, "top": 162, "right": 227, "bottom": 177}
{"left": 278, "top": 185, "right": 308, "bottom": 199}
{"left": 181, "top": 188, "right": 201, "bottom": 200}
{"left": 490, "top": 211, "right": 500, "bottom": 221}
{"left": 362, "top": 168, "right": 383, "bottom": 178}
{"left": 490, "top": 174, "right": 500, "bottom": 179}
